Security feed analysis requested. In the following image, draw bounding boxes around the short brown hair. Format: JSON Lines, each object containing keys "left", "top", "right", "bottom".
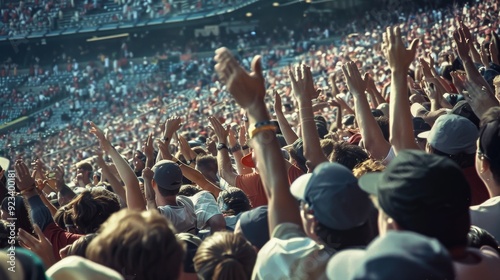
{"left": 86, "top": 209, "right": 185, "bottom": 280}
{"left": 194, "top": 232, "right": 256, "bottom": 280}
{"left": 69, "top": 189, "right": 121, "bottom": 234}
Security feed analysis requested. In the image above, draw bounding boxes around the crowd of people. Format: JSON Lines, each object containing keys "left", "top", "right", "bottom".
{"left": 2, "top": 0, "right": 500, "bottom": 279}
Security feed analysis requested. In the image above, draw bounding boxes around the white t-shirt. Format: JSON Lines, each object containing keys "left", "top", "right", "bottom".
{"left": 158, "top": 195, "right": 197, "bottom": 234}
{"left": 454, "top": 246, "right": 500, "bottom": 280}
{"left": 189, "top": 191, "right": 222, "bottom": 230}
{"left": 252, "top": 223, "right": 332, "bottom": 280}
{"left": 470, "top": 196, "right": 500, "bottom": 241}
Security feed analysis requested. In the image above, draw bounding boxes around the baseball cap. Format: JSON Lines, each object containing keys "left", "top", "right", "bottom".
{"left": 152, "top": 160, "right": 183, "bottom": 190}
{"left": 450, "top": 100, "right": 480, "bottom": 128}
{"left": 377, "top": 103, "right": 389, "bottom": 118}
{"left": 410, "top": 103, "right": 428, "bottom": 118}
{"left": 413, "top": 117, "right": 431, "bottom": 138}
{"left": 46, "top": 256, "right": 124, "bottom": 280}
{"left": 342, "top": 114, "right": 356, "bottom": 126}
{"left": 241, "top": 153, "right": 255, "bottom": 168}
{"left": 418, "top": 114, "right": 478, "bottom": 155}
{"left": 290, "top": 162, "right": 372, "bottom": 230}
{"left": 358, "top": 150, "right": 471, "bottom": 248}
{"left": 326, "top": 231, "right": 455, "bottom": 280}
{"left": 177, "top": 233, "right": 202, "bottom": 274}
{"left": 239, "top": 206, "right": 269, "bottom": 249}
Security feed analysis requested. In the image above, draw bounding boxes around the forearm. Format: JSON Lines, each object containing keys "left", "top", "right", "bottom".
{"left": 98, "top": 158, "right": 126, "bottom": 202}
{"left": 174, "top": 156, "right": 221, "bottom": 196}
{"left": 144, "top": 180, "right": 157, "bottom": 210}
{"left": 247, "top": 105, "right": 302, "bottom": 232}
{"left": 216, "top": 149, "right": 237, "bottom": 186}
{"left": 389, "top": 72, "right": 419, "bottom": 154}
{"left": 275, "top": 111, "right": 298, "bottom": 145}
{"left": 463, "top": 58, "right": 492, "bottom": 91}
{"left": 107, "top": 145, "right": 145, "bottom": 211}
{"left": 354, "top": 95, "right": 390, "bottom": 160}
{"left": 298, "top": 102, "right": 328, "bottom": 170}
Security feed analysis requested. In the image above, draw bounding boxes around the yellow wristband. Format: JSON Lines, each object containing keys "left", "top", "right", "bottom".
{"left": 249, "top": 125, "right": 277, "bottom": 139}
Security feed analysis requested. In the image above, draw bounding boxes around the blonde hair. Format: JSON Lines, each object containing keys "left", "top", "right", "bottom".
{"left": 86, "top": 209, "right": 185, "bottom": 280}
{"left": 352, "top": 159, "right": 386, "bottom": 178}
{"left": 194, "top": 232, "right": 256, "bottom": 280}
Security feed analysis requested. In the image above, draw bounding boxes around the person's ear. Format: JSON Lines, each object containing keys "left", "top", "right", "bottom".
{"left": 478, "top": 157, "right": 490, "bottom": 174}
{"left": 386, "top": 217, "right": 403, "bottom": 231}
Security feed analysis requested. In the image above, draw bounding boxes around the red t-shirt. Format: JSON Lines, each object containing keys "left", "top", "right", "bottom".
{"left": 236, "top": 164, "right": 304, "bottom": 208}
{"left": 43, "top": 222, "right": 83, "bottom": 261}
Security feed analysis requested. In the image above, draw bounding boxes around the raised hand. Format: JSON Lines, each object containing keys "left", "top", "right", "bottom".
{"left": 289, "top": 64, "right": 317, "bottom": 104}
{"left": 464, "top": 80, "right": 500, "bottom": 118}
{"left": 382, "top": 26, "right": 419, "bottom": 71}
{"left": 164, "top": 117, "right": 182, "bottom": 140}
{"left": 19, "top": 225, "right": 56, "bottom": 268}
{"left": 142, "top": 133, "right": 154, "bottom": 159}
{"left": 89, "top": 121, "right": 112, "bottom": 152}
{"left": 342, "top": 61, "right": 368, "bottom": 96}
{"left": 156, "top": 139, "right": 172, "bottom": 160}
{"left": 214, "top": 47, "right": 266, "bottom": 112}
{"left": 142, "top": 167, "right": 154, "bottom": 181}
{"left": 208, "top": 116, "right": 229, "bottom": 144}
{"left": 14, "top": 160, "right": 36, "bottom": 192}
{"left": 453, "top": 29, "right": 471, "bottom": 61}
{"left": 178, "top": 134, "right": 195, "bottom": 161}
{"left": 422, "top": 80, "right": 438, "bottom": 101}
{"left": 451, "top": 71, "right": 467, "bottom": 93}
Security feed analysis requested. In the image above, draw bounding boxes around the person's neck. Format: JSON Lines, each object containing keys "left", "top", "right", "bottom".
{"left": 155, "top": 194, "right": 177, "bottom": 206}
{"left": 486, "top": 182, "right": 500, "bottom": 198}
{"left": 163, "top": 195, "right": 178, "bottom": 206}
{"left": 449, "top": 246, "right": 481, "bottom": 264}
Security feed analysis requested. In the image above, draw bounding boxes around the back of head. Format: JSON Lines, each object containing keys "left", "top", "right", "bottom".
{"left": 217, "top": 187, "right": 252, "bottom": 216}
{"left": 237, "top": 206, "right": 269, "bottom": 249}
{"left": 467, "top": 226, "right": 500, "bottom": 255}
{"left": 291, "top": 162, "right": 374, "bottom": 249}
{"left": 69, "top": 188, "right": 121, "bottom": 234}
{"left": 359, "top": 150, "right": 471, "bottom": 249}
{"left": 329, "top": 142, "right": 369, "bottom": 170}
{"left": 194, "top": 231, "right": 256, "bottom": 280}
{"left": 423, "top": 114, "right": 478, "bottom": 156}
{"left": 478, "top": 107, "right": 500, "bottom": 184}
{"left": 152, "top": 160, "right": 183, "bottom": 197}
{"left": 327, "top": 231, "right": 455, "bottom": 280}
{"left": 86, "top": 209, "right": 184, "bottom": 280}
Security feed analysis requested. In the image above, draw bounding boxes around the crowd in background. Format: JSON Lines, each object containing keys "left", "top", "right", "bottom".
{"left": 1, "top": 0, "right": 500, "bottom": 278}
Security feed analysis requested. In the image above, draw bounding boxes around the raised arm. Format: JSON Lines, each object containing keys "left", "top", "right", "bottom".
{"left": 228, "top": 127, "right": 251, "bottom": 175}
{"left": 342, "top": 62, "right": 391, "bottom": 160}
{"left": 289, "top": 64, "right": 328, "bottom": 170}
{"left": 89, "top": 122, "right": 145, "bottom": 211}
{"left": 454, "top": 26, "right": 493, "bottom": 93}
{"left": 95, "top": 148, "right": 126, "bottom": 205}
{"left": 157, "top": 138, "right": 221, "bottom": 197}
{"left": 141, "top": 167, "right": 157, "bottom": 210}
{"left": 384, "top": 26, "right": 420, "bottom": 154}
{"left": 274, "top": 90, "right": 298, "bottom": 145}
{"left": 209, "top": 116, "right": 238, "bottom": 187}
{"left": 214, "top": 47, "right": 302, "bottom": 233}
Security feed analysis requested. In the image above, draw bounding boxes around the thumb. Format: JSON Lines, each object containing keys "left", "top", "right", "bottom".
{"left": 251, "top": 55, "right": 263, "bottom": 78}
